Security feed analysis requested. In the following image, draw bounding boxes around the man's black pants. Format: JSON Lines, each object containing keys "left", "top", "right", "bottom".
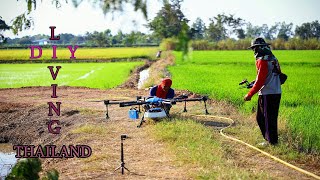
{"left": 257, "top": 94, "right": 281, "bottom": 145}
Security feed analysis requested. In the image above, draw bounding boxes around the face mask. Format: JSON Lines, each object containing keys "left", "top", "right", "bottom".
{"left": 254, "top": 45, "right": 272, "bottom": 58}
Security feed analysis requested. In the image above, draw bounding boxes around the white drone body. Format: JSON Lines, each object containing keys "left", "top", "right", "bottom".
{"left": 144, "top": 107, "right": 167, "bottom": 119}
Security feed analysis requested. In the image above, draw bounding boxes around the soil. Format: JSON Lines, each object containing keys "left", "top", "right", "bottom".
{"left": 0, "top": 57, "right": 319, "bottom": 179}
{"left": 119, "top": 60, "right": 153, "bottom": 89}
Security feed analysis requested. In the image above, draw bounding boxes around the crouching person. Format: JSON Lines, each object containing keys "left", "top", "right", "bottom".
{"left": 150, "top": 78, "right": 175, "bottom": 112}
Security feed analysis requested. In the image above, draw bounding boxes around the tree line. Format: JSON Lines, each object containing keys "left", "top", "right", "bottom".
{"left": 2, "top": 30, "right": 160, "bottom": 47}
{"left": 149, "top": 0, "right": 320, "bottom": 50}
{"left": 1, "top": 0, "right": 320, "bottom": 49}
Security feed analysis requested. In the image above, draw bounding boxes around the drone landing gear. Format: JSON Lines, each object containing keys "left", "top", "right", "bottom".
{"left": 182, "top": 96, "right": 209, "bottom": 115}
{"left": 137, "top": 115, "right": 145, "bottom": 128}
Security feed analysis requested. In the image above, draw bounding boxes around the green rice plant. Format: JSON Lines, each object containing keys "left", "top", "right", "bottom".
{"left": 288, "top": 105, "right": 320, "bottom": 153}
{"left": 170, "top": 50, "right": 320, "bottom": 152}
{"left": 0, "top": 62, "right": 143, "bottom": 89}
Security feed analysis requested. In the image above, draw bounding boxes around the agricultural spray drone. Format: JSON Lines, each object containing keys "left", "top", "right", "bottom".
{"left": 103, "top": 95, "right": 209, "bottom": 128}
{"left": 239, "top": 79, "right": 255, "bottom": 89}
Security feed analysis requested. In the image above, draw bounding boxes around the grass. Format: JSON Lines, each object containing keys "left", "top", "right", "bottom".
{"left": 69, "top": 123, "right": 115, "bottom": 175}
{"left": 71, "top": 124, "right": 108, "bottom": 135}
{"left": 0, "top": 47, "right": 158, "bottom": 61}
{"left": 0, "top": 62, "right": 143, "bottom": 89}
{"left": 170, "top": 50, "right": 320, "bottom": 153}
{"left": 148, "top": 119, "right": 269, "bottom": 179}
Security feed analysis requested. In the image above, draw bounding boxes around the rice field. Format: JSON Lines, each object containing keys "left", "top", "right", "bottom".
{"left": 0, "top": 47, "right": 158, "bottom": 61}
{"left": 170, "top": 50, "right": 320, "bottom": 152}
{"left": 0, "top": 47, "right": 153, "bottom": 88}
{"left": 0, "top": 62, "right": 143, "bottom": 89}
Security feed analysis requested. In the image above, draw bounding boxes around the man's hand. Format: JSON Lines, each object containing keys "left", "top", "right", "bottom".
{"left": 244, "top": 94, "right": 252, "bottom": 101}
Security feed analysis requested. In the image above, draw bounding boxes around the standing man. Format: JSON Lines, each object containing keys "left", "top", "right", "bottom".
{"left": 244, "top": 37, "right": 282, "bottom": 145}
{"left": 156, "top": 50, "right": 162, "bottom": 58}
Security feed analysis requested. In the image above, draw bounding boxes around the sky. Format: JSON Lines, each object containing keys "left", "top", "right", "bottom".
{"left": 1, "top": 0, "right": 319, "bottom": 38}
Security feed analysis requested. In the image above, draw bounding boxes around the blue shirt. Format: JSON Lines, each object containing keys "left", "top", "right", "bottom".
{"left": 150, "top": 86, "right": 175, "bottom": 99}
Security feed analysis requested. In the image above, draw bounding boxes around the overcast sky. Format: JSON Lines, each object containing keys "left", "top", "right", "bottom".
{"left": 1, "top": 0, "right": 319, "bottom": 38}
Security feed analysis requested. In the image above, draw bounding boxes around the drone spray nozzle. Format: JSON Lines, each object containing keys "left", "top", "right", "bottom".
{"left": 104, "top": 100, "right": 110, "bottom": 105}
{"left": 202, "top": 96, "right": 208, "bottom": 102}
{"left": 136, "top": 96, "right": 142, "bottom": 101}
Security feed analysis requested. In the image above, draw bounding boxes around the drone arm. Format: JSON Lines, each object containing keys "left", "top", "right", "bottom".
{"left": 119, "top": 101, "right": 148, "bottom": 107}
{"left": 173, "top": 97, "right": 207, "bottom": 102}
{"left": 172, "top": 96, "right": 209, "bottom": 114}
{"left": 104, "top": 100, "right": 138, "bottom": 105}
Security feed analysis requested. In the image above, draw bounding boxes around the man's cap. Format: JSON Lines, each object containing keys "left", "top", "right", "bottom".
{"left": 248, "top": 37, "right": 271, "bottom": 49}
